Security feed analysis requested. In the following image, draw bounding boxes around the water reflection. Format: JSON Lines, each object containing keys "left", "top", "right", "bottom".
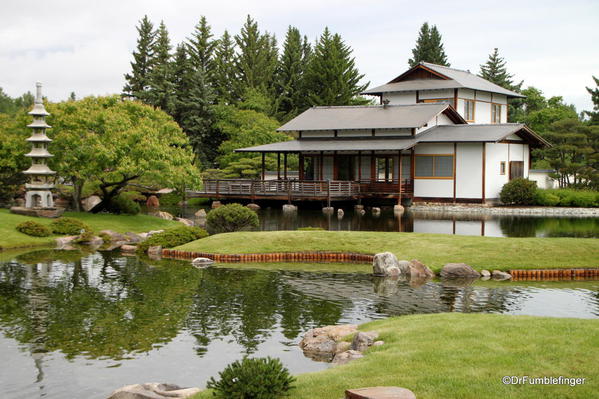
{"left": 0, "top": 251, "right": 598, "bottom": 398}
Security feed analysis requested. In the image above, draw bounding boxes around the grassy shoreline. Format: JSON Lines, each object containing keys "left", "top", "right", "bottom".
{"left": 175, "top": 231, "right": 599, "bottom": 271}
{"left": 0, "top": 209, "right": 180, "bottom": 251}
{"left": 194, "top": 313, "right": 599, "bottom": 399}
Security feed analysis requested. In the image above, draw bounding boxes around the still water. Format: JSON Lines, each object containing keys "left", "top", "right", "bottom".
{"left": 174, "top": 206, "right": 599, "bottom": 238}
{"left": 0, "top": 250, "right": 598, "bottom": 398}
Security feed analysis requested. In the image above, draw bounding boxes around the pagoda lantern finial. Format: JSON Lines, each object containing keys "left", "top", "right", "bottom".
{"left": 23, "top": 82, "right": 56, "bottom": 209}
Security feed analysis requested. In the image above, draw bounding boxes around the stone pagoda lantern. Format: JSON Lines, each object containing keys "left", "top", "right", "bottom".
{"left": 11, "top": 82, "right": 63, "bottom": 217}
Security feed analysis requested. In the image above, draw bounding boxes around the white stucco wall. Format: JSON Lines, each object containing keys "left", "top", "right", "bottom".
{"left": 529, "top": 171, "right": 557, "bottom": 189}
{"left": 484, "top": 143, "right": 509, "bottom": 200}
{"left": 302, "top": 130, "right": 334, "bottom": 138}
{"left": 384, "top": 92, "right": 416, "bottom": 104}
{"left": 414, "top": 143, "right": 454, "bottom": 198}
{"left": 337, "top": 129, "right": 371, "bottom": 137}
{"left": 456, "top": 143, "right": 483, "bottom": 199}
{"left": 419, "top": 89, "right": 454, "bottom": 100}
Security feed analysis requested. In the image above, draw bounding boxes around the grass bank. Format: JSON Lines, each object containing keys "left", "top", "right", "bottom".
{"left": 194, "top": 313, "right": 599, "bottom": 399}
{"left": 175, "top": 231, "right": 599, "bottom": 271}
{"left": 0, "top": 209, "right": 180, "bottom": 250}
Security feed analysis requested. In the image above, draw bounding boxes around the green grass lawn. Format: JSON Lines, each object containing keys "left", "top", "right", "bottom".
{"left": 175, "top": 231, "right": 599, "bottom": 271}
{"left": 0, "top": 208, "right": 181, "bottom": 250}
{"left": 194, "top": 313, "right": 599, "bottom": 399}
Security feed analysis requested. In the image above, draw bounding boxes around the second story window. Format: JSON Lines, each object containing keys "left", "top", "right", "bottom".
{"left": 464, "top": 100, "right": 475, "bottom": 122}
{"left": 491, "top": 104, "right": 502, "bottom": 123}
{"left": 421, "top": 98, "right": 455, "bottom": 108}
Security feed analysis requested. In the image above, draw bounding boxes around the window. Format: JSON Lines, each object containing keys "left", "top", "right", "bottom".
{"left": 415, "top": 155, "right": 454, "bottom": 179}
{"left": 509, "top": 161, "right": 524, "bottom": 180}
{"left": 464, "top": 100, "right": 475, "bottom": 122}
{"left": 421, "top": 98, "right": 455, "bottom": 108}
{"left": 376, "top": 156, "right": 394, "bottom": 182}
{"left": 500, "top": 161, "right": 506, "bottom": 175}
{"left": 491, "top": 104, "right": 502, "bottom": 123}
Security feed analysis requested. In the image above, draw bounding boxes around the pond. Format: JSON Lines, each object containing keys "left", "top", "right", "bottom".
{"left": 170, "top": 205, "right": 599, "bottom": 238}
{"left": 1, "top": 250, "right": 598, "bottom": 398}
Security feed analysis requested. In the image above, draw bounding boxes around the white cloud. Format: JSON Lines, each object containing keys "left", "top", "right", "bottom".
{"left": 1, "top": 0, "right": 598, "bottom": 112}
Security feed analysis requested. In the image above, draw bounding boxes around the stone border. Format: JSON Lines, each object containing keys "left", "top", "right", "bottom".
{"left": 410, "top": 204, "right": 599, "bottom": 217}
{"left": 161, "top": 249, "right": 373, "bottom": 263}
{"left": 510, "top": 269, "right": 599, "bottom": 280}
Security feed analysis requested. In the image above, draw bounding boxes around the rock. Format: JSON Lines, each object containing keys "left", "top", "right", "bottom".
{"left": 358, "top": 209, "right": 366, "bottom": 216}
{"left": 440, "top": 263, "right": 481, "bottom": 279}
{"left": 77, "top": 235, "right": 103, "bottom": 246}
{"left": 351, "top": 331, "right": 380, "bottom": 351}
{"left": 300, "top": 324, "right": 358, "bottom": 354}
{"left": 120, "top": 245, "right": 137, "bottom": 253}
{"left": 138, "top": 232, "right": 149, "bottom": 241}
{"left": 492, "top": 270, "right": 512, "bottom": 280}
{"left": 372, "top": 252, "right": 403, "bottom": 277}
{"left": 322, "top": 206, "right": 334, "bottom": 214}
{"left": 337, "top": 209, "right": 345, "bottom": 218}
{"left": 211, "top": 201, "right": 222, "bottom": 209}
{"left": 107, "top": 382, "right": 201, "bottom": 399}
{"left": 100, "top": 230, "right": 127, "bottom": 243}
{"left": 371, "top": 207, "right": 381, "bottom": 216}
{"left": 192, "top": 257, "right": 214, "bottom": 268}
{"left": 354, "top": 204, "right": 364, "bottom": 211}
{"left": 150, "top": 211, "right": 174, "bottom": 221}
{"left": 282, "top": 204, "right": 297, "bottom": 212}
{"left": 345, "top": 386, "right": 417, "bottom": 399}
{"left": 194, "top": 209, "right": 207, "bottom": 218}
{"left": 54, "top": 197, "right": 70, "bottom": 208}
{"left": 335, "top": 341, "right": 352, "bottom": 353}
{"left": 247, "top": 203, "right": 261, "bottom": 211}
{"left": 147, "top": 230, "right": 164, "bottom": 237}
{"left": 480, "top": 269, "right": 491, "bottom": 278}
{"left": 55, "top": 236, "right": 77, "bottom": 249}
{"left": 147, "top": 246, "right": 162, "bottom": 256}
{"left": 372, "top": 340, "right": 384, "bottom": 347}
{"left": 394, "top": 204, "right": 404, "bottom": 213}
{"left": 124, "top": 232, "right": 143, "bottom": 243}
{"left": 10, "top": 206, "right": 64, "bottom": 218}
{"left": 408, "top": 259, "right": 434, "bottom": 280}
{"left": 175, "top": 217, "right": 194, "bottom": 227}
{"left": 332, "top": 350, "right": 364, "bottom": 365}
{"left": 146, "top": 195, "right": 160, "bottom": 209}
{"left": 81, "top": 195, "right": 101, "bottom": 212}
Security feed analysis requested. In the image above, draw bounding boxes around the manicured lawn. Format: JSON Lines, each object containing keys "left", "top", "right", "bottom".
{"left": 175, "top": 231, "right": 599, "bottom": 271}
{"left": 0, "top": 208, "right": 180, "bottom": 250}
{"left": 194, "top": 313, "right": 599, "bottom": 399}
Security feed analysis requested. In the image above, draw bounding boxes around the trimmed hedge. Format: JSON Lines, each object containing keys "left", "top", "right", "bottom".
{"left": 49, "top": 217, "right": 91, "bottom": 235}
{"left": 207, "top": 203, "right": 259, "bottom": 233}
{"left": 500, "top": 178, "right": 537, "bottom": 205}
{"left": 535, "top": 189, "right": 599, "bottom": 207}
{"left": 137, "top": 226, "right": 208, "bottom": 254}
{"left": 16, "top": 221, "right": 52, "bottom": 237}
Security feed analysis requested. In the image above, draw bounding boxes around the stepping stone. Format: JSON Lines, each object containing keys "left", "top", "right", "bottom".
{"left": 345, "top": 386, "right": 417, "bottom": 399}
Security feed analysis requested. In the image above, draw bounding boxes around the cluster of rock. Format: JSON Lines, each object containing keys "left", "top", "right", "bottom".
{"left": 373, "top": 252, "right": 512, "bottom": 282}
{"left": 299, "top": 324, "right": 384, "bottom": 366}
{"left": 55, "top": 229, "right": 163, "bottom": 255}
{"left": 107, "top": 382, "right": 200, "bottom": 399}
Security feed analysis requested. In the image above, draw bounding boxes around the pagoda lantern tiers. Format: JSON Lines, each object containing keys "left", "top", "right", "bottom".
{"left": 24, "top": 82, "right": 56, "bottom": 208}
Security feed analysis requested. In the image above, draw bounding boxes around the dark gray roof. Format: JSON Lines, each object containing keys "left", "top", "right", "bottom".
{"left": 277, "top": 103, "right": 452, "bottom": 132}
{"left": 416, "top": 123, "right": 550, "bottom": 146}
{"left": 363, "top": 62, "right": 524, "bottom": 98}
{"left": 236, "top": 137, "right": 417, "bottom": 153}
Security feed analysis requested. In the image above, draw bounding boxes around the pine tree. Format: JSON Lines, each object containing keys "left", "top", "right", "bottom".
{"left": 187, "top": 16, "right": 217, "bottom": 79}
{"left": 146, "top": 21, "right": 174, "bottom": 111}
{"left": 275, "top": 26, "right": 311, "bottom": 121}
{"left": 170, "top": 44, "right": 193, "bottom": 123}
{"left": 408, "top": 22, "right": 450, "bottom": 67}
{"left": 234, "top": 15, "right": 279, "bottom": 103}
{"left": 123, "top": 15, "right": 155, "bottom": 100}
{"left": 585, "top": 76, "right": 599, "bottom": 125}
{"left": 213, "top": 30, "right": 237, "bottom": 104}
{"left": 479, "top": 48, "right": 521, "bottom": 90}
{"left": 304, "top": 28, "right": 368, "bottom": 106}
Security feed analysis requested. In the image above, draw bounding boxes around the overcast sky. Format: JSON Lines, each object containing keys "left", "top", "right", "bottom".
{"left": 1, "top": 0, "right": 598, "bottom": 112}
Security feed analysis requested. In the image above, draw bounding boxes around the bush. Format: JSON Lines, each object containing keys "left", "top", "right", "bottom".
{"left": 120, "top": 190, "right": 147, "bottom": 202}
{"left": 137, "top": 226, "right": 208, "bottom": 254}
{"left": 534, "top": 189, "right": 560, "bottom": 206}
{"left": 73, "top": 230, "right": 95, "bottom": 244}
{"left": 49, "top": 217, "right": 91, "bottom": 235}
{"left": 16, "top": 221, "right": 51, "bottom": 237}
{"left": 206, "top": 357, "right": 295, "bottom": 399}
{"left": 500, "top": 178, "right": 537, "bottom": 205}
{"left": 534, "top": 189, "right": 599, "bottom": 208}
{"left": 207, "top": 203, "right": 259, "bottom": 233}
{"left": 110, "top": 194, "right": 141, "bottom": 215}
{"left": 159, "top": 192, "right": 183, "bottom": 207}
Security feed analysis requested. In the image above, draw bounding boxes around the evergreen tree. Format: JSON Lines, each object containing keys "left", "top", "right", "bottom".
{"left": 234, "top": 15, "right": 279, "bottom": 103}
{"left": 304, "top": 28, "right": 368, "bottom": 106}
{"left": 213, "top": 30, "right": 237, "bottom": 104}
{"left": 408, "top": 22, "right": 450, "bottom": 67}
{"left": 123, "top": 15, "right": 155, "bottom": 100}
{"left": 146, "top": 21, "right": 174, "bottom": 111}
{"left": 585, "top": 76, "right": 599, "bottom": 125}
{"left": 170, "top": 44, "right": 193, "bottom": 123}
{"left": 479, "top": 48, "right": 523, "bottom": 121}
{"left": 187, "top": 16, "right": 217, "bottom": 79}
{"left": 275, "top": 26, "right": 311, "bottom": 121}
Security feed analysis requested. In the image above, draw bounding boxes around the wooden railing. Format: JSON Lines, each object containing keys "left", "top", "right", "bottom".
{"left": 197, "top": 179, "right": 361, "bottom": 199}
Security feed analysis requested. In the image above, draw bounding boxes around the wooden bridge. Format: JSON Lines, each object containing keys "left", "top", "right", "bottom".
{"left": 187, "top": 179, "right": 414, "bottom": 202}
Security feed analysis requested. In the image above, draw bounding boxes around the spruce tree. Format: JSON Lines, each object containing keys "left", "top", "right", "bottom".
{"left": 275, "top": 26, "right": 311, "bottom": 121}
{"left": 585, "top": 76, "right": 599, "bottom": 125}
{"left": 146, "top": 21, "right": 174, "bottom": 111}
{"left": 213, "top": 30, "right": 237, "bottom": 104}
{"left": 123, "top": 15, "right": 155, "bottom": 100}
{"left": 479, "top": 48, "right": 523, "bottom": 122}
{"left": 304, "top": 28, "right": 368, "bottom": 106}
{"left": 408, "top": 22, "right": 450, "bottom": 67}
{"left": 187, "top": 16, "right": 217, "bottom": 78}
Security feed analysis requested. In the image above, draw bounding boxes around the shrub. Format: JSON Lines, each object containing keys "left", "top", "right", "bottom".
{"left": 159, "top": 192, "right": 183, "bottom": 207}
{"left": 207, "top": 203, "right": 259, "bottom": 233}
{"left": 500, "top": 178, "right": 537, "bottom": 205}
{"left": 538, "top": 189, "right": 599, "bottom": 208}
{"left": 110, "top": 194, "right": 141, "bottom": 215}
{"left": 137, "top": 226, "right": 208, "bottom": 254}
{"left": 206, "top": 357, "right": 295, "bottom": 399}
{"left": 99, "top": 232, "right": 112, "bottom": 244}
{"left": 534, "top": 189, "right": 560, "bottom": 207}
{"left": 49, "top": 217, "right": 91, "bottom": 235}
{"left": 16, "top": 221, "right": 51, "bottom": 237}
{"left": 120, "top": 190, "right": 147, "bottom": 202}
{"left": 73, "top": 230, "right": 95, "bottom": 243}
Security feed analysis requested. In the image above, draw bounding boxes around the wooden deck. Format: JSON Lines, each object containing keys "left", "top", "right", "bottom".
{"left": 188, "top": 179, "right": 413, "bottom": 202}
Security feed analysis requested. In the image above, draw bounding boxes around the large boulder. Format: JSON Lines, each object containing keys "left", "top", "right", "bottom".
{"left": 192, "top": 257, "right": 214, "bottom": 268}
{"left": 440, "top": 263, "right": 481, "bottom": 279}
{"left": 246, "top": 203, "right": 261, "bottom": 211}
{"left": 146, "top": 195, "right": 160, "bottom": 209}
{"left": 492, "top": 270, "right": 512, "bottom": 281}
{"left": 332, "top": 350, "right": 364, "bottom": 366}
{"left": 100, "top": 230, "right": 127, "bottom": 243}
{"left": 351, "top": 331, "right": 380, "bottom": 351}
{"left": 150, "top": 211, "right": 174, "bottom": 221}
{"left": 175, "top": 217, "right": 194, "bottom": 227}
{"left": 345, "top": 386, "right": 417, "bottom": 399}
{"left": 107, "top": 383, "right": 200, "bottom": 399}
{"left": 299, "top": 324, "right": 357, "bottom": 354}
{"left": 194, "top": 209, "right": 207, "bottom": 218}
{"left": 81, "top": 195, "right": 101, "bottom": 212}
{"left": 55, "top": 236, "right": 77, "bottom": 249}
{"left": 373, "top": 252, "right": 405, "bottom": 277}
{"left": 408, "top": 259, "right": 434, "bottom": 280}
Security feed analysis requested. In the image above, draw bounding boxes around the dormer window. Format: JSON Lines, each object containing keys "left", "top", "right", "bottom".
{"left": 491, "top": 104, "right": 502, "bottom": 123}
{"left": 464, "top": 100, "right": 475, "bottom": 122}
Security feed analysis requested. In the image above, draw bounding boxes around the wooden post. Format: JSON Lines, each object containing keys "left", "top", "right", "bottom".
{"left": 288, "top": 178, "right": 292, "bottom": 204}
{"left": 327, "top": 179, "right": 331, "bottom": 208}
{"left": 261, "top": 153, "right": 266, "bottom": 180}
{"left": 319, "top": 151, "right": 324, "bottom": 180}
{"left": 277, "top": 153, "right": 281, "bottom": 180}
{"left": 398, "top": 151, "right": 403, "bottom": 203}
{"left": 370, "top": 151, "right": 376, "bottom": 182}
{"left": 284, "top": 152, "right": 288, "bottom": 180}
{"left": 482, "top": 143, "right": 486, "bottom": 204}
{"left": 453, "top": 143, "right": 457, "bottom": 203}
{"left": 299, "top": 153, "right": 304, "bottom": 180}
{"left": 333, "top": 151, "right": 338, "bottom": 180}
{"left": 358, "top": 151, "right": 362, "bottom": 182}
{"left": 216, "top": 180, "right": 220, "bottom": 200}
{"left": 384, "top": 157, "right": 389, "bottom": 182}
